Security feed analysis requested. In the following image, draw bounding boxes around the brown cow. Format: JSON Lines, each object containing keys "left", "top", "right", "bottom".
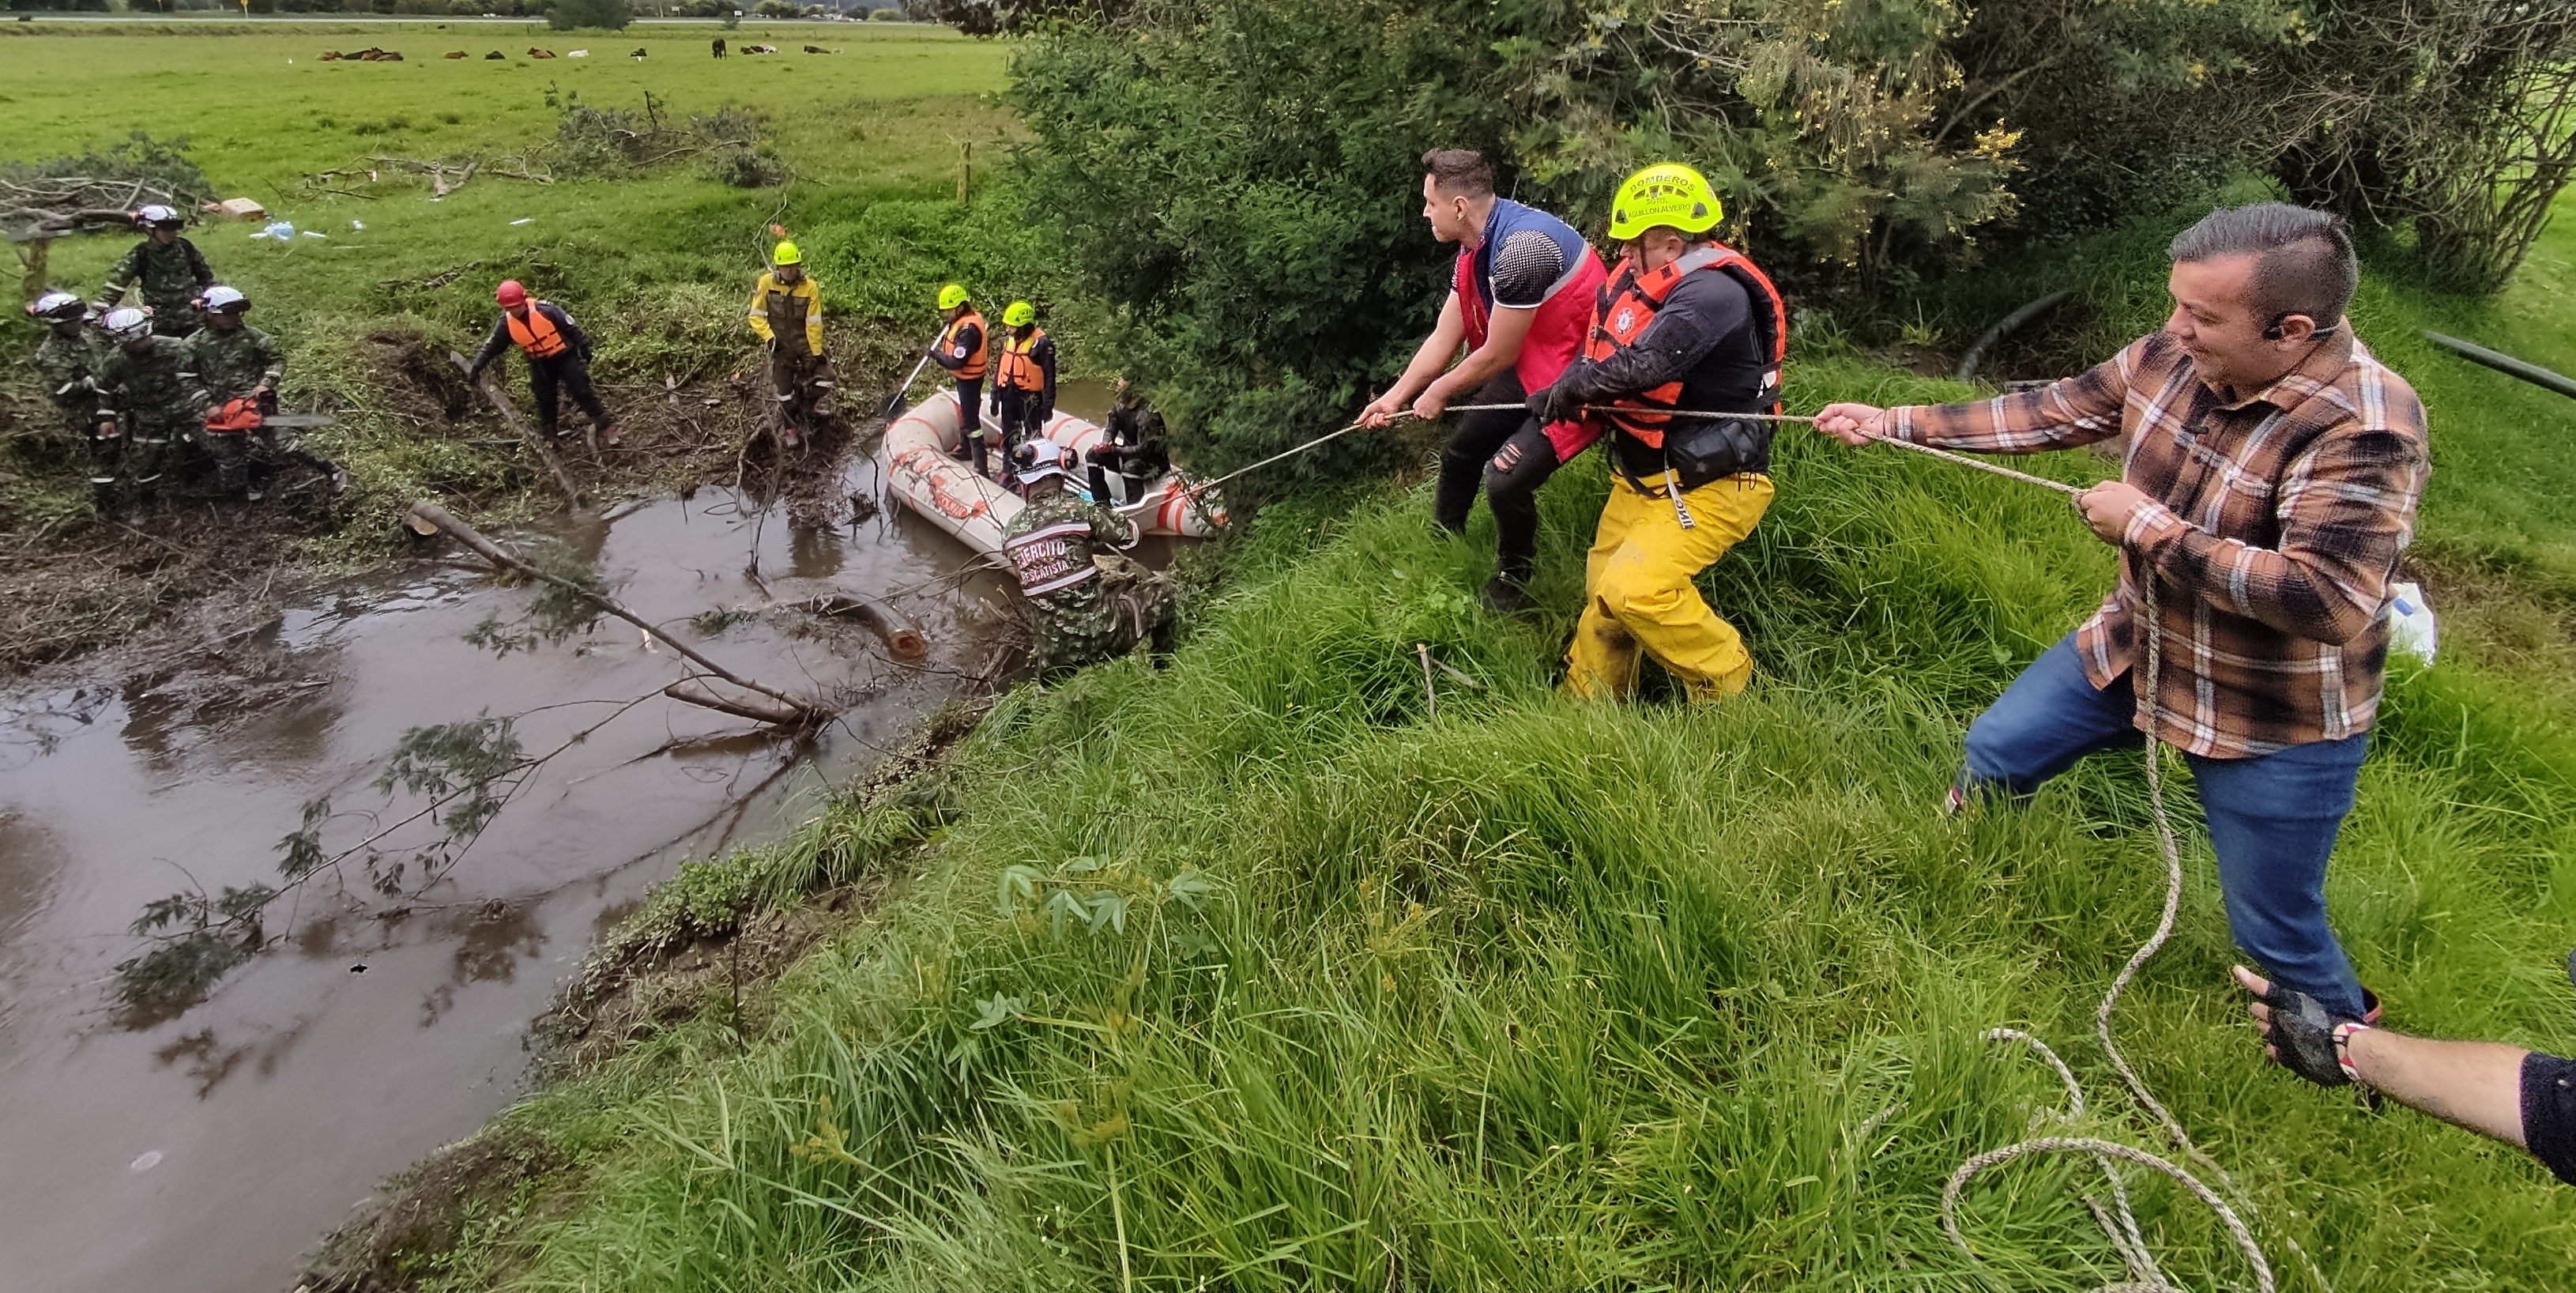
{"left": 528, "top": 47, "right": 557, "bottom": 58}
{"left": 446, "top": 50, "right": 468, "bottom": 58}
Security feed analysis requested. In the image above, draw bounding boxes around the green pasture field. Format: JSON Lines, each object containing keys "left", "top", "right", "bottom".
{"left": 1, "top": 21, "right": 1033, "bottom": 563}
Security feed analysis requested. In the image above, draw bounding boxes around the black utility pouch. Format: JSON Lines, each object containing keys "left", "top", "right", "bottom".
{"left": 1665, "top": 415, "right": 1766, "bottom": 481}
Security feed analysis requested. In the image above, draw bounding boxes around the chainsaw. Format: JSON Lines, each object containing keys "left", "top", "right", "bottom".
{"left": 204, "top": 397, "right": 337, "bottom": 433}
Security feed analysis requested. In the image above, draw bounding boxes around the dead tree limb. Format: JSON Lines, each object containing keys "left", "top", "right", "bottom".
{"left": 448, "top": 349, "right": 586, "bottom": 511}
{"left": 406, "top": 500, "right": 834, "bottom": 725}
{"left": 663, "top": 678, "right": 810, "bottom": 726}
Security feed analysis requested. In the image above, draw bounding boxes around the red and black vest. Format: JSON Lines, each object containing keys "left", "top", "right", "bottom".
{"left": 1580, "top": 241, "right": 1786, "bottom": 449}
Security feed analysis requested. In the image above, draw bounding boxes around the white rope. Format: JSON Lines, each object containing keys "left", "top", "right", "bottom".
{"left": 1893, "top": 450, "right": 2328, "bottom": 1293}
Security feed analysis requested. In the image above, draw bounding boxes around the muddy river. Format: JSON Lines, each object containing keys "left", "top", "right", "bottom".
{"left": 0, "top": 408, "right": 1084, "bottom": 1292}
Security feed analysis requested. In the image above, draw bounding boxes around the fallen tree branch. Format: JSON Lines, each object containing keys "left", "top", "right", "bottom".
{"left": 448, "top": 349, "right": 586, "bottom": 511}
{"left": 406, "top": 499, "right": 834, "bottom": 725}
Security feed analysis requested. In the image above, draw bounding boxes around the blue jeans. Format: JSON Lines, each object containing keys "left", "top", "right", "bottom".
{"left": 1960, "top": 634, "right": 2372, "bottom": 1017}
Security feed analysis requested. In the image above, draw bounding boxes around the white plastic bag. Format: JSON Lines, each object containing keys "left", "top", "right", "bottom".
{"left": 2387, "top": 580, "right": 2438, "bottom": 665}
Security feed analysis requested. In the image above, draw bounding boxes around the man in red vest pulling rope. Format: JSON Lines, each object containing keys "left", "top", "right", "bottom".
{"left": 467, "top": 279, "right": 621, "bottom": 447}
{"left": 1361, "top": 149, "right": 1608, "bottom": 613}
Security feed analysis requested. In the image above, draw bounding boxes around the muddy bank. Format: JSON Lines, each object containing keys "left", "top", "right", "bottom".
{"left": 0, "top": 481, "right": 1016, "bottom": 1293}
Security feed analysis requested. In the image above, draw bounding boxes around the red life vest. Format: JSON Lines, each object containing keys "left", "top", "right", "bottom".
{"left": 1454, "top": 233, "right": 1609, "bottom": 462}
{"left": 1579, "top": 241, "right": 1786, "bottom": 449}
{"left": 506, "top": 305, "right": 570, "bottom": 359}
{"left": 940, "top": 311, "right": 989, "bottom": 382}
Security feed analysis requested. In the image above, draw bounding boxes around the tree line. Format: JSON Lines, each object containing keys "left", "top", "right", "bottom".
{"left": 974, "top": 0, "right": 2576, "bottom": 467}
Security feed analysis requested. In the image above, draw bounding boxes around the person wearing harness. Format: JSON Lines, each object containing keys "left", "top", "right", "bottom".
{"left": 467, "top": 280, "right": 622, "bottom": 447}
{"left": 746, "top": 240, "right": 832, "bottom": 447}
{"left": 1000, "top": 463, "right": 1176, "bottom": 676}
{"left": 992, "top": 300, "right": 1056, "bottom": 462}
{"left": 931, "top": 284, "right": 992, "bottom": 475}
{"left": 1526, "top": 163, "right": 1787, "bottom": 702}
{"left": 2235, "top": 961, "right": 2576, "bottom": 1190}
{"left": 1813, "top": 203, "right": 2429, "bottom": 1026}
{"left": 1361, "top": 149, "right": 1610, "bottom": 613}
{"left": 98, "top": 205, "right": 215, "bottom": 338}
{"left": 186, "top": 286, "right": 285, "bottom": 497}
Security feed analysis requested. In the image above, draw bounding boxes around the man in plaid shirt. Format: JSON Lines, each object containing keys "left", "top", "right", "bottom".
{"left": 1816, "top": 203, "right": 2429, "bottom": 1022}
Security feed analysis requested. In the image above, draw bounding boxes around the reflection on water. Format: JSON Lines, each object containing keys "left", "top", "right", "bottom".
{"left": 0, "top": 487, "right": 1003, "bottom": 1293}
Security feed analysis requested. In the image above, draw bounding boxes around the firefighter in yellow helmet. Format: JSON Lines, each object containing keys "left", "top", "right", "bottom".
{"left": 1526, "top": 163, "right": 1788, "bottom": 701}
{"left": 931, "top": 283, "right": 992, "bottom": 475}
{"left": 746, "top": 239, "right": 834, "bottom": 448}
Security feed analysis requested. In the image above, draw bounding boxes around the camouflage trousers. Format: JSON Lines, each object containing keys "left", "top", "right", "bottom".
{"left": 768, "top": 349, "right": 836, "bottom": 434}
{"left": 1028, "top": 554, "right": 1177, "bottom": 674}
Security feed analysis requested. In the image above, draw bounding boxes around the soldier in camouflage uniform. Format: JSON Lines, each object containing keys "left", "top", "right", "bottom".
{"left": 92, "top": 307, "right": 209, "bottom": 507}
{"left": 1000, "top": 464, "right": 1177, "bottom": 676}
{"left": 99, "top": 205, "right": 217, "bottom": 338}
{"left": 24, "top": 292, "right": 116, "bottom": 487}
{"left": 185, "top": 286, "right": 285, "bottom": 496}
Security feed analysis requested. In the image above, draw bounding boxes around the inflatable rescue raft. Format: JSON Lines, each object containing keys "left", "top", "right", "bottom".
{"left": 882, "top": 390, "right": 1224, "bottom": 557}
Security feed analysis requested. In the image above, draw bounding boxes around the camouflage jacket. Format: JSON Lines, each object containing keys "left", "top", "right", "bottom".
{"left": 186, "top": 323, "right": 285, "bottom": 401}
{"left": 100, "top": 237, "right": 217, "bottom": 319}
{"left": 32, "top": 328, "right": 104, "bottom": 412}
{"left": 1002, "top": 490, "right": 1166, "bottom": 669}
{"left": 93, "top": 336, "right": 209, "bottom": 429}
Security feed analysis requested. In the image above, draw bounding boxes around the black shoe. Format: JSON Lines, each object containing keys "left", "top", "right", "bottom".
{"left": 1478, "top": 574, "right": 1531, "bottom": 616}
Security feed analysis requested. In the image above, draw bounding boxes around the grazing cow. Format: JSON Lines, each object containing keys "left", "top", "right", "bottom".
{"left": 631, "top": 47, "right": 647, "bottom": 59}
{"left": 712, "top": 36, "right": 726, "bottom": 56}
{"left": 803, "top": 44, "right": 827, "bottom": 53}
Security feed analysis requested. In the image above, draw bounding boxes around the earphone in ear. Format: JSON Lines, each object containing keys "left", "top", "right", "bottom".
{"left": 2262, "top": 317, "right": 2288, "bottom": 341}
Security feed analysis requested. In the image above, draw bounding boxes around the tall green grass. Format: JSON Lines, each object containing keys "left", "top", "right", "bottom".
{"left": 469, "top": 356, "right": 2575, "bottom": 1289}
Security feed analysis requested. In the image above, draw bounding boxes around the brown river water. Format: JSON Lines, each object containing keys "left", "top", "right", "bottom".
{"left": 0, "top": 387, "right": 1126, "bottom": 1292}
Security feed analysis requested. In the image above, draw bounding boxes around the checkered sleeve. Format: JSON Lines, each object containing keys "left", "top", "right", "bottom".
{"left": 1892, "top": 336, "right": 2147, "bottom": 453}
{"left": 2124, "top": 394, "right": 2427, "bottom": 646}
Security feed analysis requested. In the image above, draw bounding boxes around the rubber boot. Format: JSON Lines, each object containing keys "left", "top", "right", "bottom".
{"left": 970, "top": 433, "right": 990, "bottom": 480}
{"left": 1088, "top": 462, "right": 1116, "bottom": 503}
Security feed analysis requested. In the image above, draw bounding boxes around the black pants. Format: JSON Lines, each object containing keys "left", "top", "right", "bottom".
{"left": 530, "top": 352, "right": 610, "bottom": 433}
{"left": 955, "top": 378, "right": 984, "bottom": 439}
{"left": 2527, "top": 1052, "right": 2576, "bottom": 1188}
{"left": 1434, "top": 369, "right": 1560, "bottom": 585}
{"left": 995, "top": 388, "right": 1046, "bottom": 454}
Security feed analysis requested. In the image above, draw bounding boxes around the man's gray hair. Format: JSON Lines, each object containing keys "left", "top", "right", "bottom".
{"left": 2168, "top": 202, "right": 2358, "bottom": 333}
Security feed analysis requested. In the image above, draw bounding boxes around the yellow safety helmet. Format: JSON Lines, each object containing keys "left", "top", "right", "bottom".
{"left": 1606, "top": 163, "right": 1723, "bottom": 242}
{"left": 936, "top": 283, "right": 970, "bottom": 311}
{"left": 771, "top": 239, "right": 802, "bottom": 266}
{"left": 1002, "top": 300, "right": 1035, "bottom": 327}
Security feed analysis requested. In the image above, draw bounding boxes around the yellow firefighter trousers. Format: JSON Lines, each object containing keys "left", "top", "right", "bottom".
{"left": 1564, "top": 470, "right": 1773, "bottom": 702}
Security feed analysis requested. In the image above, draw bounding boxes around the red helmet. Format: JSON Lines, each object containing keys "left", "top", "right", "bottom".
{"left": 495, "top": 280, "right": 529, "bottom": 307}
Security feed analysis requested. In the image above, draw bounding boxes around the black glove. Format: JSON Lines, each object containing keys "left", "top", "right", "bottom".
{"left": 2254, "top": 981, "right": 2360, "bottom": 1087}
{"left": 1527, "top": 379, "right": 1577, "bottom": 426}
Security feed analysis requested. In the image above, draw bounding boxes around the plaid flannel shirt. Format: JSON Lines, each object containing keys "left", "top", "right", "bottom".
{"left": 1891, "top": 329, "right": 2429, "bottom": 758}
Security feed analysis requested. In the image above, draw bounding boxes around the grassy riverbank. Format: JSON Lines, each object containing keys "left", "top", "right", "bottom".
{"left": 337, "top": 204, "right": 2576, "bottom": 1287}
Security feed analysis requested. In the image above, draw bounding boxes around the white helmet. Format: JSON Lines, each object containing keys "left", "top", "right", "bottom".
{"left": 136, "top": 204, "right": 183, "bottom": 228}
{"left": 101, "top": 307, "right": 155, "bottom": 341}
{"left": 199, "top": 285, "right": 249, "bottom": 313}
{"left": 26, "top": 291, "right": 87, "bottom": 322}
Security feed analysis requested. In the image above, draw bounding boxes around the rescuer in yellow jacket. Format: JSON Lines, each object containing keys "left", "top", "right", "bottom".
{"left": 746, "top": 240, "right": 834, "bottom": 447}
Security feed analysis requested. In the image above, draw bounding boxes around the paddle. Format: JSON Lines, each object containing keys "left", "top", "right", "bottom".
{"left": 878, "top": 347, "right": 936, "bottom": 420}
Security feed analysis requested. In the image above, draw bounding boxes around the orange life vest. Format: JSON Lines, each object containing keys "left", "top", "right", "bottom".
{"left": 995, "top": 328, "right": 1047, "bottom": 393}
{"left": 1579, "top": 241, "right": 1786, "bottom": 449}
{"left": 940, "top": 311, "right": 989, "bottom": 382}
{"left": 506, "top": 305, "right": 570, "bottom": 359}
